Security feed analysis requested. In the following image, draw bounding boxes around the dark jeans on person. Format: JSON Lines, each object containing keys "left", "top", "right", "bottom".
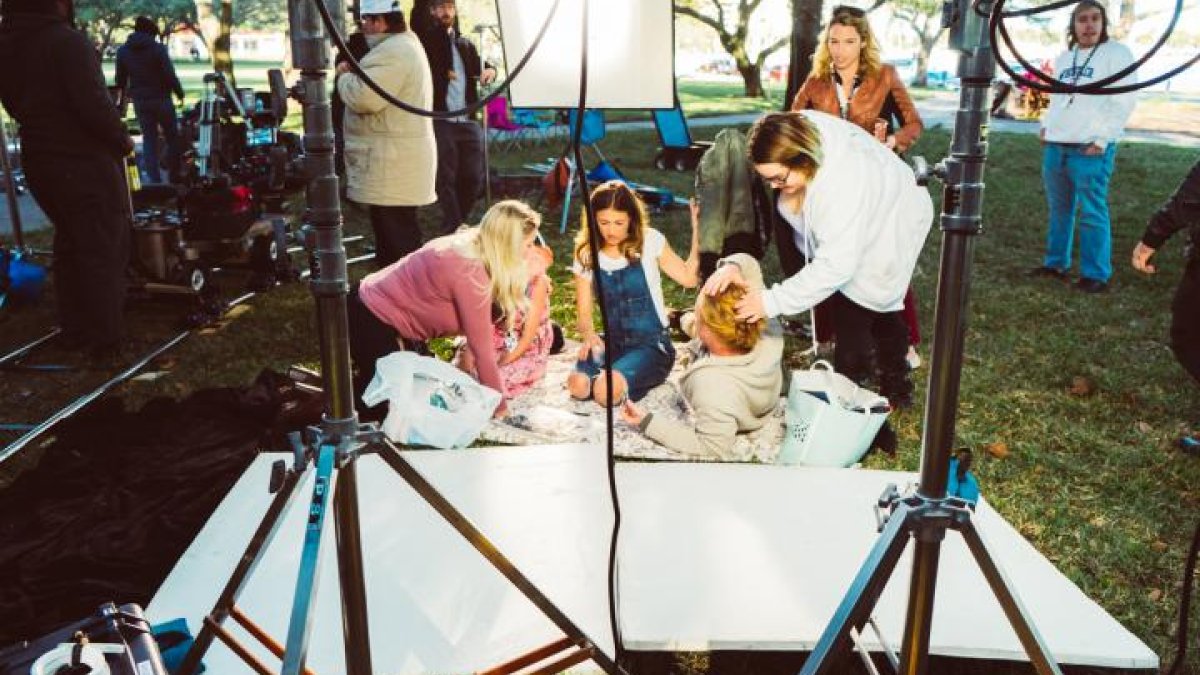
{"left": 1171, "top": 254, "right": 1200, "bottom": 385}
{"left": 23, "top": 153, "right": 130, "bottom": 349}
{"left": 433, "top": 120, "right": 485, "bottom": 234}
{"left": 133, "top": 97, "right": 180, "bottom": 183}
{"left": 369, "top": 204, "right": 420, "bottom": 269}
{"left": 348, "top": 283, "right": 401, "bottom": 419}
{"left": 828, "top": 292, "right": 912, "bottom": 402}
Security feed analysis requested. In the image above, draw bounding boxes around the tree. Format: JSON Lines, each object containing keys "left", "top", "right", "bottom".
{"left": 675, "top": 0, "right": 791, "bottom": 97}
{"left": 784, "top": 0, "right": 824, "bottom": 109}
{"left": 891, "top": 0, "right": 947, "bottom": 87}
{"left": 194, "top": 0, "right": 237, "bottom": 86}
{"left": 76, "top": 0, "right": 135, "bottom": 54}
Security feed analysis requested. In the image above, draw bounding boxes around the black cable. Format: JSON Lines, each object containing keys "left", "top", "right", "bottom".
{"left": 311, "top": 0, "right": 561, "bottom": 119}
{"left": 564, "top": 0, "right": 625, "bottom": 660}
{"left": 1166, "top": 518, "right": 1200, "bottom": 675}
{"left": 987, "top": 0, "right": 1197, "bottom": 95}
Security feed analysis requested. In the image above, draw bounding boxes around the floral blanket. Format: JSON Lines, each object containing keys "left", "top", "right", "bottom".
{"left": 480, "top": 341, "right": 786, "bottom": 462}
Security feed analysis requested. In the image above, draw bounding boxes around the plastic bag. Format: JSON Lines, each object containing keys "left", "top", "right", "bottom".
{"left": 778, "top": 360, "right": 890, "bottom": 467}
{"left": 362, "top": 351, "right": 501, "bottom": 449}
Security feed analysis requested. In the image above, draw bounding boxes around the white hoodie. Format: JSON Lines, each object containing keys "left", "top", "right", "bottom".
{"left": 763, "top": 110, "right": 934, "bottom": 318}
{"left": 1041, "top": 40, "right": 1138, "bottom": 149}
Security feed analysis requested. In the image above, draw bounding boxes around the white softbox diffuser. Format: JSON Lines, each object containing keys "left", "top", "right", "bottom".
{"left": 496, "top": 0, "right": 675, "bottom": 109}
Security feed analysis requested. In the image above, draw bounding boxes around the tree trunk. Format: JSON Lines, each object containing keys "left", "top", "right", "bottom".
{"left": 737, "top": 61, "right": 764, "bottom": 97}
{"left": 785, "top": 0, "right": 825, "bottom": 110}
{"left": 213, "top": 0, "right": 236, "bottom": 88}
{"left": 914, "top": 43, "right": 930, "bottom": 87}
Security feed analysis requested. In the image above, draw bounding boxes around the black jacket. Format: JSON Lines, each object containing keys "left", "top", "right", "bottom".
{"left": 115, "top": 31, "right": 185, "bottom": 103}
{"left": 0, "top": 13, "right": 132, "bottom": 159}
{"left": 418, "top": 27, "right": 486, "bottom": 117}
{"left": 1142, "top": 158, "right": 1200, "bottom": 257}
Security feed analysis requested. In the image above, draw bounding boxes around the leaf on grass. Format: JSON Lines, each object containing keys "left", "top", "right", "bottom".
{"left": 1135, "top": 421, "right": 1154, "bottom": 435}
{"left": 1068, "top": 376, "right": 1095, "bottom": 397}
{"left": 1149, "top": 588, "right": 1163, "bottom": 602}
{"left": 1090, "top": 515, "right": 1107, "bottom": 527}
{"left": 1152, "top": 541, "right": 1169, "bottom": 552}
{"left": 984, "top": 441, "right": 1010, "bottom": 459}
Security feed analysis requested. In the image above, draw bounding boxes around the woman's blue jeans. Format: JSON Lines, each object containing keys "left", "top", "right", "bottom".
{"left": 1041, "top": 142, "right": 1117, "bottom": 283}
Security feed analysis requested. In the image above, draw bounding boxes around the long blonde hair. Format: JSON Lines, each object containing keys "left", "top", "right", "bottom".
{"left": 810, "top": 9, "right": 883, "bottom": 80}
{"left": 431, "top": 200, "right": 541, "bottom": 330}
{"left": 573, "top": 180, "right": 650, "bottom": 270}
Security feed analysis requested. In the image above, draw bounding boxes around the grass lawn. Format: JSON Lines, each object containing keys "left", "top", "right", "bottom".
{"left": 2, "top": 113, "right": 1198, "bottom": 670}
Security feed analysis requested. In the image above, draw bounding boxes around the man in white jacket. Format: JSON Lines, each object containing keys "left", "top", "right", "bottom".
{"left": 337, "top": 0, "right": 436, "bottom": 268}
{"left": 1032, "top": 0, "right": 1137, "bottom": 293}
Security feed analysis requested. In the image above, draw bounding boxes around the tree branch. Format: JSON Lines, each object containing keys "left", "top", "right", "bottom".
{"left": 755, "top": 34, "right": 791, "bottom": 66}
{"left": 675, "top": 4, "right": 726, "bottom": 36}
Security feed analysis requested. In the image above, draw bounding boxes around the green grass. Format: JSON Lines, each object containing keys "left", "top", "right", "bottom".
{"left": 3, "top": 103, "right": 1198, "bottom": 672}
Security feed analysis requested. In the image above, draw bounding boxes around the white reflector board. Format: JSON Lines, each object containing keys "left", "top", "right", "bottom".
{"left": 496, "top": 0, "right": 675, "bottom": 109}
{"left": 149, "top": 446, "right": 1158, "bottom": 673}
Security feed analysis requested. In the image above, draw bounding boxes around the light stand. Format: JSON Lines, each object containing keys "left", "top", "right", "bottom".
{"left": 174, "top": 0, "right": 630, "bottom": 673}
{"left": 797, "top": 1, "right": 1062, "bottom": 674}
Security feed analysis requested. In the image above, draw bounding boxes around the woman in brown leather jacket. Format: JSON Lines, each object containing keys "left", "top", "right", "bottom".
{"left": 789, "top": 5, "right": 925, "bottom": 377}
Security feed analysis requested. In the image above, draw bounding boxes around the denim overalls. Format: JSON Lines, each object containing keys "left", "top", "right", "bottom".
{"left": 575, "top": 260, "right": 675, "bottom": 402}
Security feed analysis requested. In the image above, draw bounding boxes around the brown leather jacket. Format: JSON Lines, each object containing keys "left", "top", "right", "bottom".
{"left": 790, "top": 64, "right": 923, "bottom": 153}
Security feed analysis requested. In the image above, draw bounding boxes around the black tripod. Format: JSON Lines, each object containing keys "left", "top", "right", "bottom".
{"left": 175, "top": 0, "right": 627, "bottom": 673}
{"left": 798, "top": 2, "right": 1061, "bottom": 674}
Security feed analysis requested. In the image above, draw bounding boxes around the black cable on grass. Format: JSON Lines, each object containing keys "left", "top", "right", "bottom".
{"left": 567, "top": 0, "right": 625, "bottom": 659}
{"left": 311, "top": 0, "right": 560, "bottom": 120}
{"left": 1166, "top": 518, "right": 1200, "bottom": 675}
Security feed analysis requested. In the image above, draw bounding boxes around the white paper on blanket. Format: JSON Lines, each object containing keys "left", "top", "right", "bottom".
{"left": 363, "top": 351, "right": 501, "bottom": 449}
{"left": 779, "top": 360, "right": 889, "bottom": 467}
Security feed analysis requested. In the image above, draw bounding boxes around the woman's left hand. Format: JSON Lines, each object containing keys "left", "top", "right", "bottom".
{"left": 734, "top": 288, "right": 767, "bottom": 324}
{"left": 885, "top": 135, "right": 897, "bottom": 150}
{"left": 689, "top": 198, "right": 701, "bottom": 232}
{"left": 702, "top": 263, "right": 746, "bottom": 296}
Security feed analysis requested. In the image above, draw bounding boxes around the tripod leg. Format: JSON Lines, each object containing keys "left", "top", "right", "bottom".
{"left": 799, "top": 502, "right": 914, "bottom": 675}
{"left": 960, "top": 519, "right": 1063, "bottom": 675}
{"left": 334, "top": 458, "right": 373, "bottom": 675}
{"left": 281, "top": 443, "right": 338, "bottom": 675}
{"left": 177, "top": 462, "right": 307, "bottom": 675}
{"left": 375, "top": 443, "right": 629, "bottom": 675}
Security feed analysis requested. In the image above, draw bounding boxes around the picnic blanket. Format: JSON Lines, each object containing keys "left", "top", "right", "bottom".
{"left": 480, "top": 341, "right": 786, "bottom": 462}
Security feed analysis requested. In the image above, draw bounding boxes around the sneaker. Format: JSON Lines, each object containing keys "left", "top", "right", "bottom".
{"left": 1074, "top": 277, "right": 1108, "bottom": 294}
{"left": 1028, "top": 266, "right": 1070, "bottom": 282}
{"left": 906, "top": 346, "right": 922, "bottom": 370}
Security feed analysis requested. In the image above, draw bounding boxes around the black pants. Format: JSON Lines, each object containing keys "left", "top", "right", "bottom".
{"left": 829, "top": 292, "right": 912, "bottom": 401}
{"left": 433, "top": 120, "right": 485, "bottom": 235}
{"left": 1171, "top": 255, "right": 1200, "bottom": 385}
{"left": 348, "top": 283, "right": 402, "bottom": 417}
{"left": 369, "top": 204, "right": 420, "bottom": 269}
{"left": 24, "top": 153, "right": 130, "bottom": 348}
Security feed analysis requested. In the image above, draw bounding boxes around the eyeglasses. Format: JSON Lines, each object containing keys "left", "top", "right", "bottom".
{"left": 831, "top": 4, "right": 866, "bottom": 18}
{"left": 766, "top": 167, "right": 792, "bottom": 188}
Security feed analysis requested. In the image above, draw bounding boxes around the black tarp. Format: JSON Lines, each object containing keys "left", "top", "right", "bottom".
{"left": 0, "top": 370, "right": 321, "bottom": 644}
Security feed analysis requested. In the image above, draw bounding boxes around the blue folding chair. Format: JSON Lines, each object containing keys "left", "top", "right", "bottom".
{"left": 559, "top": 110, "right": 611, "bottom": 232}
{"left": 651, "top": 102, "right": 712, "bottom": 172}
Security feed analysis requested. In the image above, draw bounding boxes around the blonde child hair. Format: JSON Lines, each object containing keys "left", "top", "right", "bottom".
{"left": 431, "top": 199, "right": 541, "bottom": 330}
{"left": 698, "top": 284, "right": 766, "bottom": 353}
{"left": 572, "top": 180, "right": 650, "bottom": 270}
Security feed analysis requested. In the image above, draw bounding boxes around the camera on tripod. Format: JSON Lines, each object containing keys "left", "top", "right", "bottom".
{"left": 124, "top": 69, "right": 304, "bottom": 322}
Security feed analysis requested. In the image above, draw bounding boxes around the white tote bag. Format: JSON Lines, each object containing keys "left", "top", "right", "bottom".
{"left": 362, "top": 351, "right": 502, "bottom": 449}
{"left": 778, "top": 360, "right": 890, "bottom": 467}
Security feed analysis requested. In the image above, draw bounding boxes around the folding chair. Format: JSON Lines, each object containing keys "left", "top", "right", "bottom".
{"left": 511, "top": 108, "right": 560, "bottom": 146}
{"left": 558, "top": 109, "right": 609, "bottom": 233}
{"left": 484, "top": 95, "right": 525, "bottom": 151}
{"left": 651, "top": 100, "right": 712, "bottom": 172}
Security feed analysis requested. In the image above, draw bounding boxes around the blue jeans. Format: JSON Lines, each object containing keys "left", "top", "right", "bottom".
{"left": 433, "top": 120, "right": 485, "bottom": 235}
{"left": 575, "top": 331, "right": 674, "bottom": 402}
{"left": 133, "top": 98, "right": 181, "bottom": 183}
{"left": 1041, "top": 143, "right": 1117, "bottom": 282}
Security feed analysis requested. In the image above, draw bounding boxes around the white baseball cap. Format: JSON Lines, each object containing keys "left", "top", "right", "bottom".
{"left": 359, "top": 0, "right": 400, "bottom": 15}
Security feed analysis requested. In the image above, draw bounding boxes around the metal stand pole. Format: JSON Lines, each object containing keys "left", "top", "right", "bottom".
{"left": 0, "top": 109, "right": 24, "bottom": 249}
{"left": 796, "top": 2, "right": 1064, "bottom": 673}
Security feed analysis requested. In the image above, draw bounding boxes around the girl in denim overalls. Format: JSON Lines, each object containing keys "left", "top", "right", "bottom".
{"left": 568, "top": 181, "right": 700, "bottom": 407}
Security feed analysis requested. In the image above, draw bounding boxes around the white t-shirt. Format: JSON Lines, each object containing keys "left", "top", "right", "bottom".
{"left": 572, "top": 228, "right": 669, "bottom": 328}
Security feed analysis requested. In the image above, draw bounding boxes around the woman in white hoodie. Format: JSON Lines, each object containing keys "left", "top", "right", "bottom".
{"left": 707, "top": 111, "right": 933, "bottom": 408}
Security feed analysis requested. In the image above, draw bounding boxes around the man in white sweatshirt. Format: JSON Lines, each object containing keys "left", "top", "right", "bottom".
{"left": 1032, "top": 0, "right": 1137, "bottom": 293}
